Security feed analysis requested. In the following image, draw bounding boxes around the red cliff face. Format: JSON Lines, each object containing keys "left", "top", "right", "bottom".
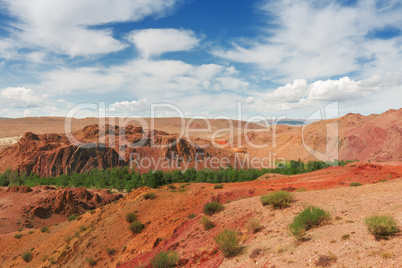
{"left": 0, "top": 124, "right": 231, "bottom": 176}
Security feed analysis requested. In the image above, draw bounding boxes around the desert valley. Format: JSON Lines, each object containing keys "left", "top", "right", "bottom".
{"left": 0, "top": 109, "right": 401, "bottom": 267}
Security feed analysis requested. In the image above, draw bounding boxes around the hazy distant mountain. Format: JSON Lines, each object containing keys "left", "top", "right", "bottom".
{"left": 0, "top": 118, "right": 9, "bottom": 121}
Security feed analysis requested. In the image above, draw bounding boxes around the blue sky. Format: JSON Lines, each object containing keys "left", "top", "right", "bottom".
{"left": 0, "top": 0, "right": 401, "bottom": 120}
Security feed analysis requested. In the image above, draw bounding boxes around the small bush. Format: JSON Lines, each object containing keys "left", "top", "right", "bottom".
{"left": 144, "top": 193, "right": 156, "bottom": 200}
{"left": 68, "top": 215, "right": 77, "bottom": 222}
{"left": 22, "top": 251, "right": 33, "bottom": 263}
{"left": 40, "top": 226, "right": 49, "bottom": 233}
{"left": 106, "top": 248, "right": 116, "bottom": 256}
{"left": 260, "top": 191, "right": 294, "bottom": 209}
{"left": 214, "top": 229, "right": 242, "bottom": 258}
{"left": 365, "top": 215, "right": 400, "bottom": 239}
{"left": 289, "top": 206, "right": 330, "bottom": 240}
{"left": 168, "top": 185, "right": 176, "bottom": 190}
{"left": 80, "top": 225, "right": 87, "bottom": 231}
{"left": 18, "top": 228, "right": 23, "bottom": 231}
{"left": 341, "top": 234, "right": 350, "bottom": 240}
{"left": 295, "top": 188, "right": 307, "bottom": 192}
{"left": 86, "top": 257, "right": 97, "bottom": 266}
{"left": 203, "top": 202, "right": 224, "bottom": 215}
{"left": 125, "top": 213, "right": 137, "bottom": 223}
{"left": 188, "top": 213, "right": 196, "bottom": 219}
{"left": 28, "top": 231, "right": 34, "bottom": 234}
{"left": 151, "top": 251, "right": 180, "bottom": 268}
{"left": 379, "top": 179, "right": 387, "bottom": 182}
{"left": 14, "top": 234, "right": 23, "bottom": 239}
{"left": 89, "top": 210, "right": 95, "bottom": 214}
{"left": 129, "top": 221, "right": 145, "bottom": 234}
{"left": 214, "top": 184, "right": 224, "bottom": 189}
{"left": 349, "top": 182, "right": 362, "bottom": 187}
{"left": 247, "top": 218, "right": 263, "bottom": 233}
{"left": 200, "top": 216, "right": 215, "bottom": 230}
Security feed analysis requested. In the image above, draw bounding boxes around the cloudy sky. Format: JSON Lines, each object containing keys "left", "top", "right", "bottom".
{"left": 0, "top": 0, "right": 401, "bottom": 120}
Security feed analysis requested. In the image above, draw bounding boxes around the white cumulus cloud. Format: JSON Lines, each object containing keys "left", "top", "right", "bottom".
{"left": 1, "top": 0, "right": 180, "bottom": 57}
{"left": 0, "top": 87, "right": 47, "bottom": 108}
{"left": 265, "top": 79, "right": 307, "bottom": 102}
{"left": 128, "top": 28, "right": 200, "bottom": 58}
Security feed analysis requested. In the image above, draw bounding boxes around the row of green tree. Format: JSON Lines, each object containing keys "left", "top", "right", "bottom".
{"left": 0, "top": 159, "right": 353, "bottom": 192}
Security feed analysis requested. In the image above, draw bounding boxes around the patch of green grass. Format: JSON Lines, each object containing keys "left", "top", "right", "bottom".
{"left": 129, "top": 221, "right": 145, "bottom": 234}
{"left": 349, "top": 182, "right": 362, "bottom": 187}
{"left": 28, "top": 231, "right": 34, "bottom": 234}
{"left": 365, "top": 215, "right": 400, "bottom": 239}
{"left": 14, "top": 234, "right": 24, "bottom": 239}
{"left": 144, "top": 192, "right": 156, "bottom": 200}
{"left": 151, "top": 251, "right": 180, "bottom": 268}
{"left": 106, "top": 248, "right": 116, "bottom": 256}
{"left": 214, "top": 184, "right": 224, "bottom": 189}
{"left": 40, "top": 226, "right": 49, "bottom": 233}
{"left": 125, "top": 213, "right": 137, "bottom": 223}
{"left": 379, "top": 179, "right": 387, "bottom": 182}
{"left": 203, "top": 202, "right": 224, "bottom": 216}
{"left": 188, "top": 213, "right": 196, "bottom": 219}
{"left": 200, "top": 216, "right": 215, "bottom": 230}
{"left": 17, "top": 228, "right": 23, "bottom": 231}
{"left": 289, "top": 206, "right": 331, "bottom": 240}
{"left": 80, "top": 225, "right": 87, "bottom": 231}
{"left": 295, "top": 188, "right": 307, "bottom": 192}
{"left": 214, "top": 229, "right": 242, "bottom": 258}
{"left": 260, "top": 191, "right": 294, "bottom": 209}
{"left": 22, "top": 251, "right": 33, "bottom": 263}
{"left": 68, "top": 215, "right": 77, "bottom": 222}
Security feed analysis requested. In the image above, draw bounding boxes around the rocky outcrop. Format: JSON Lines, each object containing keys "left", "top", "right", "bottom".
{"left": 21, "top": 187, "right": 123, "bottom": 217}
{"left": 0, "top": 124, "right": 229, "bottom": 176}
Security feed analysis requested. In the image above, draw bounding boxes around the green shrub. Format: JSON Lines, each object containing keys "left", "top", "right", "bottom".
{"left": 151, "top": 251, "right": 180, "bottom": 268}
{"left": 129, "top": 221, "right": 145, "bottom": 234}
{"left": 203, "top": 202, "right": 224, "bottom": 215}
{"left": 246, "top": 218, "right": 263, "bottom": 233}
{"left": 349, "top": 182, "right": 362, "bottom": 187}
{"left": 22, "top": 251, "right": 33, "bottom": 263}
{"left": 86, "top": 257, "right": 97, "bottom": 266}
{"left": 289, "top": 206, "right": 331, "bottom": 240}
{"left": 365, "top": 215, "right": 400, "bottom": 239}
{"left": 144, "top": 193, "right": 156, "bottom": 200}
{"left": 40, "top": 226, "right": 49, "bottom": 233}
{"left": 125, "top": 213, "right": 137, "bottom": 223}
{"left": 214, "top": 184, "right": 224, "bottom": 189}
{"left": 200, "top": 216, "right": 215, "bottom": 230}
{"left": 106, "top": 248, "right": 116, "bottom": 256}
{"left": 260, "top": 191, "right": 294, "bottom": 209}
{"left": 68, "top": 215, "right": 77, "bottom": 222}
{"left": 379, "top": 179, "right": 387, "bottom": 182}
{"left": 14, "top": 234, "right": 23, "bottom": 239}
{"left": 168, "top": 185, "right": 176, "bottom": 190}
{"left": 18, "top": 228, "right": 23, "bottom": 231}
{"left": 80, "top": 225, "right": 87, "bottom": 231}
{"left": 214, "top": 229, "right": 242, "bottom": 257}
{"left": 188, "top": 213, "right": 196, "bottom": 219}
{"left": 28, "top": 231, "right": 34, "bottom": 235}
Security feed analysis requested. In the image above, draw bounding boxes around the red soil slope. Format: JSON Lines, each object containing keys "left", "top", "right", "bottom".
{"left": 0, "top": 162, "right": 400, "bottom": 267}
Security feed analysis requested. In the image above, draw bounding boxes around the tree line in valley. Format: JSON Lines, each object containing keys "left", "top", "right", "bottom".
{"left": 0, "top": 159, "right": 353, "bottom": 192}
